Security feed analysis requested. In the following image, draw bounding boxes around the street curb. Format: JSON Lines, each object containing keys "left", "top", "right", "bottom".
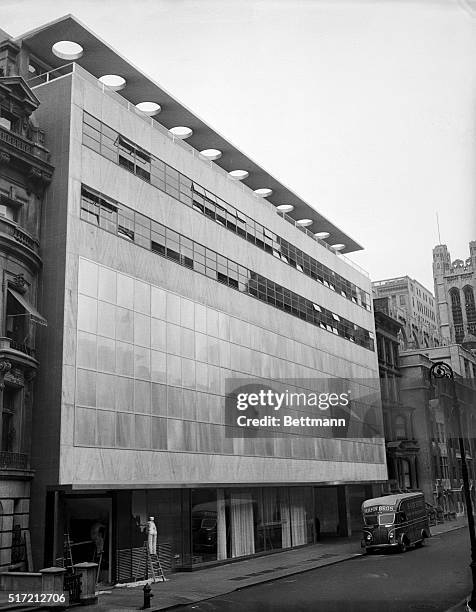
{"left": 148, "top": 552, "right": 365, "bottom": 611}
{"left": 432, "top": 523, "right": 468, "bottom": 537}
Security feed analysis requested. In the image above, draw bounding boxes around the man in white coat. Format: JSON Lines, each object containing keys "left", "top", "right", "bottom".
{"left": 146, "top": 516, "right": 157, "bottom": 555}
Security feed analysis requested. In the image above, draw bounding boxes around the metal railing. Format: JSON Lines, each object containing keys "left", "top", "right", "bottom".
{"left": 29, "top": 63, "right": 369, "bottom": 277}
{"left": 0, "top": 451, "right": 28, "bottom": 470}
{"left": 9, "top": 340, "right": 36, "bottom": 358}
{"left": 0, "top": 216, "right": 40, "bottom": 254}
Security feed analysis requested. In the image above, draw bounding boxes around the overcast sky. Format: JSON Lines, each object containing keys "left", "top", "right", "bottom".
{"left": 2, "top": 0, "right": 475, "bottom": 291}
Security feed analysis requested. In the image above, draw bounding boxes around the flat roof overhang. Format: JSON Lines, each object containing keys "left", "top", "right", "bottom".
{"left": 16, "top": 14, "right": 363, "bottom": 254}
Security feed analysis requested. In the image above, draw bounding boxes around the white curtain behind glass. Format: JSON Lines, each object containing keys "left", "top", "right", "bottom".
{"left": 280, "top": 489, "right": 291, "bottom": 548}
{"left": 230, "top": 490, "right": 255, "bottom": 558}
{"left": 217, "top": 489, "right": 227, "bottom": 560}
{"left": 290, "top": 488, "right": 307, "bottom": 546}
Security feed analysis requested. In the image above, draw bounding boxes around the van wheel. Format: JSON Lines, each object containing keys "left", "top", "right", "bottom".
{"left": 399, "top": 539, "right": 408, "bottom": 553}
{"left": 416, "top": 535, "right": 426, "bottom": 548}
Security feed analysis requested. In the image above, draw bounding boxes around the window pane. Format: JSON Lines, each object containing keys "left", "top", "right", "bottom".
{"left": 116, "top": 307, "right": 133, "bottom": 343}
{"left": 116, "top": 412, "right": 134, "bottom": 447}
{"left": 97, "top": 336, "right": 116, "bottom": 373}
{"left": 115, "top": 377, "right": 134, "bottom": 412}
{"left": 134, "top": 345, "right": 151, "bottom": 379}
{"left": 75, "top": 407, "right": 96, "bottom": 445}
{"left": 97, "top": 410, "right": 115, "bottom": 447}
{"left": 117, "top": 273, "right": 134, "bottom": 309}
{"left": 151, "top": 318, "right": 166, "bottom": 351}
{"left": 97, "top": 301, "right": 116, "bottom": 338}
{"left": 77, "top": 294, "right": 97, "bottom": 334}
{"left": 134, "top": 312, "right": 151, "bottom": 347}
{"left": 77, "top": 331, "right": 97, "bottom": 369}
{"left": 77, "top": 369, "right": 96, "bottom": 406}
{"left": 151, "top": 383, "right": 167, "bottom": 416}
{"left": 135, "top": 415, "right": 151, "bottom": 449}
{"left": 134, "top": 380, "right": 151, "bottom": 414}
{"left": 116, "top": 340, "right": 134, "bottom": 376}
{"left": 134, "top": 280, "right": 151, "bottom": 315}
{"left": 97, "top": 373, "right": 116, "bottom": 409}
{"left": 98, "top": 266, "right": 117, "bottom": 303}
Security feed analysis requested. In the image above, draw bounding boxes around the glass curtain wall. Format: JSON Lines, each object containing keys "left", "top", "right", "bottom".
{"left": 189, "top": 486, "right": 316, "bottom": 566}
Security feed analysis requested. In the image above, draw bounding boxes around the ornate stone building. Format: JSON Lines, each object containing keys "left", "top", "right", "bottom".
{"left": 373, "top": 297, "right": 420, "bottom": 493}
{"left": 0, "top": 32, "right": 52, "bottom": 570}
{"left": 433, "top": 241, "right": 476, "bottom": 351}
{"left": 374, "top": 296, "right": 476, "bottom": 513}
{"left": 373, "top": 276, "right": 441, "bottom": 350}
{"left": 399, "top": 344, "right": 476, "bottom": 515}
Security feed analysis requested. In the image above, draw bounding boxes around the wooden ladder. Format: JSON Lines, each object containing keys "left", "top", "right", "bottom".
{"left": 135, "top": 541, "right": 165, "bottom": 583}
{"left": 63, "top": 533, "right": 75, "bottom": 573}
{"left": 92, "top": 548, "right": 103, "bottom": 584}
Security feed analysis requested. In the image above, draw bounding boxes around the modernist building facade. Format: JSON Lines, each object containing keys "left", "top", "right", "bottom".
{"left": 433, "top": 242, "right": 476, "bottom": 349}
{"left": 373, "top": 276, "right": 441, "bottom": 350}
{"left": 0, "top": 33, "right": 52, "bottom": 570}
{"left": 8, "top": 16, "right": 386, "bottom": 581}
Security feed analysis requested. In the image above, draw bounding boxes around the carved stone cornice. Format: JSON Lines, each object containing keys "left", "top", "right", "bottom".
{"left": 8, "top": 273, "right": 29, "bottom": 294}
{"left": 5, "top": 367, "right": 24, "bottom": 388}
{"left": 0, "top": 127, "right": 53, "bottom": 193}
{"left": 0, "top": 359, "right": 12, "bottom": 391}
{"left": 0, "top": 360, "right": 12, "bottom": 373}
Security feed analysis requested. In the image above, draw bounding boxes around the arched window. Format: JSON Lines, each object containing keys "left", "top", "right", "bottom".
{"left": 463, "top": 285, "right": 476, "bottom": 336}
{"left": 450, "top": 288, "right": 464, "bottom": 343}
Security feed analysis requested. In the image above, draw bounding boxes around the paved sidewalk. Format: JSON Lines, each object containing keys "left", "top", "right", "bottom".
{"left": 88, "top": 518, "right": 469, "bottom": 612}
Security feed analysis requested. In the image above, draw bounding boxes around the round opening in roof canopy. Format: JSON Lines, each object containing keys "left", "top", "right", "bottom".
{"left": 331, "top": 243, "right": 346, "bottom": 251}
{"left": 276, "top": 204, "right": 294, "bottom": 213}
{"left": 229, "top": 170, "right": 249, "bottom": 180}
{"left": 98, "top": 74, "right": 126, "bottom": 91}
{"left": 200, "top": 149, "right": 222, "bottom": 161}
{"left": 296, "top": 219, "right": 313, "bottom": 227}
{"left": 136, "top": 102, "right": 161, "bottom": 116}
{"left": 52, "top": 41, "right": 83, "bottom": 61}
{"left": 170, "top": 126, "right": 193, "bottom": 139}
{"left": 254, "top": 188, "right": 273, "bottom": 197}
{"left": 314, "top": 231, "right": 330, "bottom": 239}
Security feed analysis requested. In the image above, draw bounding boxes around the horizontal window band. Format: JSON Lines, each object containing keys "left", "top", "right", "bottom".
{"left": 82, "top": 111, "right": 371, "bottom": 312}
{"left": 79, "top": 185, "right": 374, "bottom": 352}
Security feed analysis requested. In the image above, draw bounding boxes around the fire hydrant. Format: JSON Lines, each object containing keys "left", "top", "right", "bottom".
{"left": 142, "top": 583, "right": 154, "bottom": 609}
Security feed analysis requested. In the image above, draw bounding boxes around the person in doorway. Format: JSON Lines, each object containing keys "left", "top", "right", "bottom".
{"left": 90, "top": 521, "right": 106, "bottom": 556}
{"left": 146, "top": 517, "right": 157, "bottom": 555}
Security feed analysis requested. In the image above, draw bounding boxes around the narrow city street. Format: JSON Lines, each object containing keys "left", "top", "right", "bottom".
{"left": 177, "top": 529, "right": 471, "bottom": 612}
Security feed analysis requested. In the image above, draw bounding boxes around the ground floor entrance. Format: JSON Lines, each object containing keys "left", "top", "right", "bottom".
{"left": 44, "top": 483, "right": 375, "bottom": 584}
